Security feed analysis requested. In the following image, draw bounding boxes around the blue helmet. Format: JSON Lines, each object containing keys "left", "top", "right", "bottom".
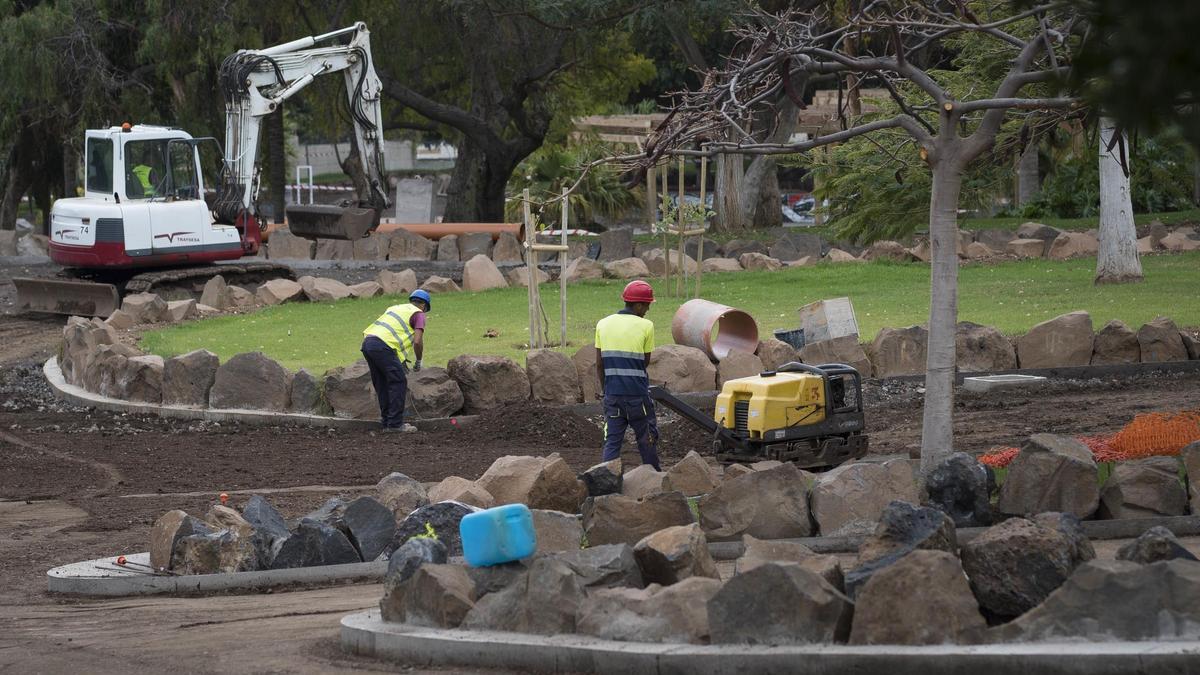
{"left": 409, "top": 288, "right": 432, "bottom": 310}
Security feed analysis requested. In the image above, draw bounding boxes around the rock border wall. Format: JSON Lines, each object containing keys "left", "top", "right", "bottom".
{"left": 62, "top": 299, "right": 1200, "bottom": 421}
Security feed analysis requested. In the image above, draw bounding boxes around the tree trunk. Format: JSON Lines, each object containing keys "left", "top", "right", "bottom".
{"left": 443, "top": 139, "right": 513, "bottom": 222}
{"left": 339, "top": 135, "right": 371, "bottom": 207}
{"left": 1095, "top": 117, "right": 1143, "bottom": 284}
{"left": 1193, "top": 155, "right": 1200, "bottom": 206}
{"left": 1017, "top": 143, "right": 1039, "bottom": 206}
{"left": 715, "top": 152, "right": 745, "bottom": 231}
{"left": 743, "top": 157, "right": 782, "bottom": 229}
{"left": 63, "top": 141, "right": 79, "bottom": 199}
{"left": 265, "top": 106, "right": 286, "bottom": 223}
{"left": 919, "top": 161, "right": 964, "bottom": 473}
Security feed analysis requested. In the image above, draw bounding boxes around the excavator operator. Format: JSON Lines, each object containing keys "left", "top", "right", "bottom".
{"left": 126, "top": 141, "right": 167, "bottom": 199}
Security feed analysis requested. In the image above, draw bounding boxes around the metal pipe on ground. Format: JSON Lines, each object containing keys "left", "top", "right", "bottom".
{"left": 671, "top": 298, "right": 759, "bottom": 361}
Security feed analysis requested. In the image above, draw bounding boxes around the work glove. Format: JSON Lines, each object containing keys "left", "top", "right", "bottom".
{"left": 413, "top": 359, "right": 422, "bottom": 372}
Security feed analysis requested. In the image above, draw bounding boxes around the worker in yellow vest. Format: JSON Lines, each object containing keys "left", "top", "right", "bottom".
{"left": 594, "top": 280, "right": 660, "bottom": 469}
{"left": 361, "top": 289, "right": 431, "bottom": 433}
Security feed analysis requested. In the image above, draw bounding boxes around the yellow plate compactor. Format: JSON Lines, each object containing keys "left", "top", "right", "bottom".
{"left": 650, "top": 362, "right": 868, "bottom": 469}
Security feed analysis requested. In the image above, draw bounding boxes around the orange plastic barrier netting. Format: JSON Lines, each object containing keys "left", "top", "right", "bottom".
{"left": 1108, "top": 412, "right": 1200, "bottom": 461}
{"left": 978, "top": 411, "right": 1200, "bottom": 469}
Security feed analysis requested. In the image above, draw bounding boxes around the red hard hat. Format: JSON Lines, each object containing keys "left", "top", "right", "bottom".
{"left": 622, "top": 280, "right": 654, "bottom": 303}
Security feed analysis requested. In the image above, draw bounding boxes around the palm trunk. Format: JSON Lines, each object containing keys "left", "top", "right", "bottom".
{"left": 919, "top": 161, "right": 963, "bottom": 473}
{"left": 1095, "top": 117, "right": 1142, "bottom": 284}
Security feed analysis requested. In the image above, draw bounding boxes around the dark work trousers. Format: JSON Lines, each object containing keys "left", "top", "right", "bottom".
{"left": 361, "top": 336, "right": 408, "bottom": 428}
{"left": 601, "top": 394, "right": 661, "bottom": 470}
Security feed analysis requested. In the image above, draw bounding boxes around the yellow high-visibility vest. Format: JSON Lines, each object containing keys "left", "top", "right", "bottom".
{"left": 131, "top": 164, "right": 155, "bottom": 196}
{"left": 363, "top": 302, "right": 421, "bottom": 362}
{"left": 594, "top": 310, "right": 654, "bottom": 395}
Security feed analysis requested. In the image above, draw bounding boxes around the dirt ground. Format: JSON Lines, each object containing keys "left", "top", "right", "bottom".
{"left": 6, "top": 256, "right": 1200, "bottom": 671}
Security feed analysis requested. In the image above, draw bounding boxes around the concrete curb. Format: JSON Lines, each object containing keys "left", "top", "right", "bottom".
{"left": 47, "top": 551, "right": 386, "bottom": 596}
{"left": 43, "top": 357, "right": 475, "bottom": 432}
{"left": 339, "top": 610, "right": 1200, "bottom": 675}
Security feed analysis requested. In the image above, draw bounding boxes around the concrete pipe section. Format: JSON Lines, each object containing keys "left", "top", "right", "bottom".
{"left": 671, "top": 299, "right": 759, "bottom": 360}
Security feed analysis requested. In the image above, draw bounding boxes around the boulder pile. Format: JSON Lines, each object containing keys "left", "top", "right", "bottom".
{"left": 140, "top": 440, "right": 1200, "bottom": 648}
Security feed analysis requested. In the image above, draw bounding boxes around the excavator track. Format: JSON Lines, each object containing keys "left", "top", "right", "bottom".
{"left": 123, "top": 262, "right": 296, "bottom": 299}
{"left": 14, "top": 262, "right": 296, "bottom": 316}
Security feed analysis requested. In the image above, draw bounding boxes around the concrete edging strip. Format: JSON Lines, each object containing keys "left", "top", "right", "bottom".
{"left": 339, "top": 610, "right": 1200, "bottom": 675}
{"left": 47, "top": 551, "right": 386, "bottom": 596}
{"left": 43, "top": 357, "right": 474, "bottom": 431}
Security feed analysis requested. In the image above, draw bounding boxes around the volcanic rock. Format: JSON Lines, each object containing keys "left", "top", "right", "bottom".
{"left": 647, "top": 344, "right": 716, "bottom": 392}
{"left": 850, "top": 550, "right": 986, "bottom": 645}
{"left": 582, "top": 492, "right": 694, "bottom": 546}
{"left": 1100, "top": 457, "right": 1188, "bottom": 519}
{"left": 462, "top": 254, "right": 508, "bottom": 292}
{"left": 531, "top": 509, "right": 583, "bottom": 553}
{"left": 955, "top": 322, "right": 1017, "bottom": 372}
{"left": 810, "top": 459, "right": 919, "bottom": 535}
{"left": 551, "top": 543, "right": 644, "bottom": 589}
{"left": 322, "top": 360, "right": 376, "bottom": 419}
{"left": 408, "top": 366, "right": 464, "bottom": 418}
{"left": 447, "top": 355, "right": 530, "bottom": 413}
{"left": 1015, "top": 311, "right": 1095, "bottom": 368}
{"left": 716, "top": 350, "right": 764, "bottom": 388}
{"left": 923, "top": 452, "right": 992, "bottom": 527}
{"left": 380, "top": 563, "right": 475, "bottom": 627}
{"left": 663, "top": 451, "right": 717, "bottom": 496}
{"left": 427, "top": 476, "right": 495, "bottom": 509}
{"left": 461, "top": 557, "right": 583, "bottom": 634}
{"left": 255, "top": 279, "right": 304, "bottom": 305}
{"left": 844, "top": 501, "right": 957, "bottom": 599}
{"left": 377, "top": 268, "right": 418, "bottom": 296}
{"left": 525, "top": 349, "right": 582, "bottom": 404}
{"left": 581, "top": 458, "right": 623, "bottom": 497}
{"left": 272, "top": 520, "right": 361, "bottom": 568}
{"left": 869, "top": 326, "right": 928, "bottom": 378}
{"left": 476, "top": 454, "right": 586, "bottom": 513}
{"left": 633, "top": 523, "right": 719, "bottom": 585}
{"left": 209, "top": 352, "right": 292, "bottom": 411}
{"left": 1115, "top": 526, "right": 1198, "bottom": 564}
{"left": 708, "top": 563, "right": 852, "bottom": 645}
{"left": 376, "top": 472, "right": 431, "bottom": 518}
{"left": 996, "top": 434, "right": 1100, "bottom": 519}
{"left": 389, "top": 501, "right": 480, "bottom": 557}
{"left": 1091, "top": 319, "right": 1141, "bottom": 364}
{"left": 960, "top": 517, "right": 1076, "bottom": 619}
{"left": 1137, "top": 316, "right": 1189, "bottom": 362}
{"left": 576, "top": 577, "right": 723, "bottom": 644}
{"left": 698, "top": 462, "right": 813, "bottom": 540}
{"left": 342, "top": 496, "right": 396, "bottom": 562}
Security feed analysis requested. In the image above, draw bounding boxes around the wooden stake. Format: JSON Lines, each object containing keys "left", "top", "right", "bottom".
{"left": 523, "top": 188, "right": 537, "bottom": 348}
{"left": 560, "top": 187, "right": 568, "bottom": 349}
{"left": 696, "top": 156, "right": 707, "bottom": 298}
{"left": 645, "top": 165, "right": 656, "bottom": 230}
{"left": 676, "top": 156, "right": 685, "bottom": 297}
{"left": 661, "top": 163, "right": 670, "bottom": 283}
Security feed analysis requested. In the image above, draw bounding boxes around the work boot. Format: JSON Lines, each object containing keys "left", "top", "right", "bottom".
{"left": 400, "top": 423, "right": 418, "bottom": 433}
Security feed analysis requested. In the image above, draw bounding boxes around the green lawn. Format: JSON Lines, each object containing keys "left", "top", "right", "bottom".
{"left": 140, "top": 252, "right": 1200, "bottom": 373}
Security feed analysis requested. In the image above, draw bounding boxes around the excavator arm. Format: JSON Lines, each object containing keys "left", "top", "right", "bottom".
{"left": 215, "top": 22, "right": 390, "bottom": 240}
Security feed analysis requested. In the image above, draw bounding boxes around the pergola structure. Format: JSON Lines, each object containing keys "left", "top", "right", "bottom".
{"left": 572, "top": 89, "right": 883, "bottom": 227}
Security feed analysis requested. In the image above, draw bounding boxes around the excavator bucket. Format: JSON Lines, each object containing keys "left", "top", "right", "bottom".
{"left": 13, "top": 278, "right": 120, "bottom": 318}
{"left": 285, "top": 204, "right": 380, "bottom": 241}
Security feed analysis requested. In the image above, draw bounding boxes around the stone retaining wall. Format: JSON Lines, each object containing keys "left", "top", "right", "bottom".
{"left": 62, "top": 295, "right": 1199, "bottom": 421}
{"left": 267, "top": 221, "right": 1200, "bottom": 268}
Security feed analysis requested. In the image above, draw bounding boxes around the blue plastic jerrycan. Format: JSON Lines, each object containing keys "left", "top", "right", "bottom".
{"left": 459, "top": 503, "right": 538, "bottom": 567}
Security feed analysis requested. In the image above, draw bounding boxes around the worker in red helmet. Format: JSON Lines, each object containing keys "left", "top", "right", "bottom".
{"left": 594, "top": 279, "right": 660, "bottom": 470}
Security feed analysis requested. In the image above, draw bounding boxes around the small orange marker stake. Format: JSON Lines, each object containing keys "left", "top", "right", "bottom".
{"left": 116, "top": 555, "right": 127, "bottom": 566}
{"left": 220, "top": 492, "right": 229, "bottom": 505}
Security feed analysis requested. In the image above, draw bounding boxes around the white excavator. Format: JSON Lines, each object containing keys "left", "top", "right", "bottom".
{"left": 15, "top": 22, "right": 390, "bottom": 316}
